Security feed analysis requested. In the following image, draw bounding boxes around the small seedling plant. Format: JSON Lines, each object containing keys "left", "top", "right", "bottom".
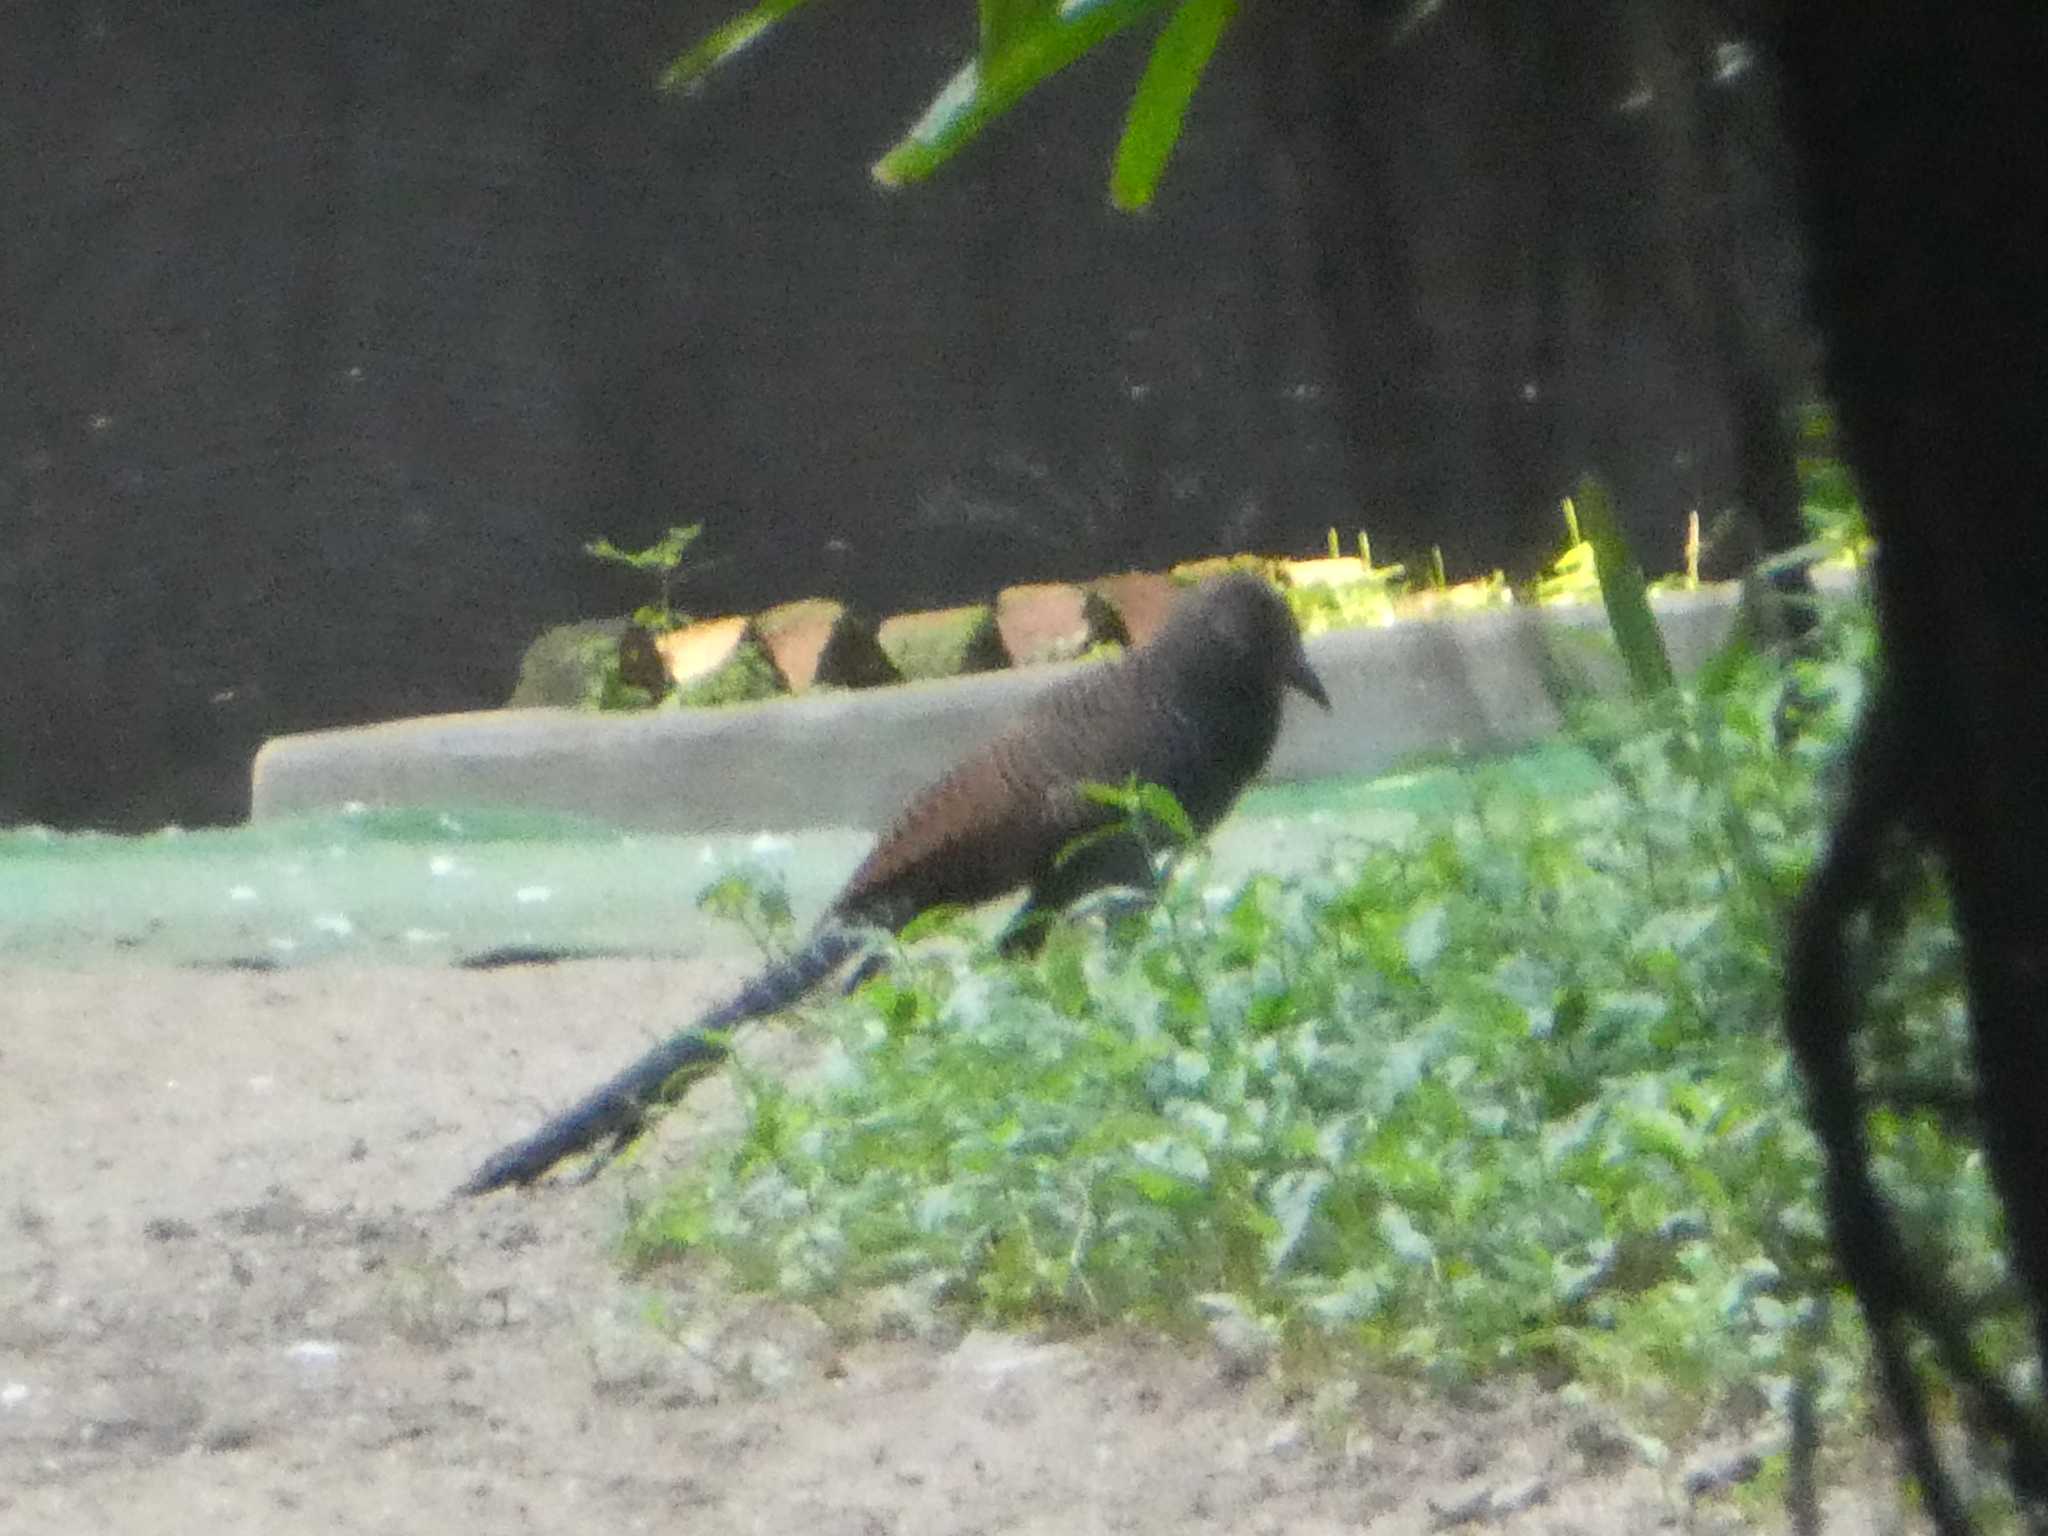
{"left": 586, "top": 522, "right": 704, "bottom": 634}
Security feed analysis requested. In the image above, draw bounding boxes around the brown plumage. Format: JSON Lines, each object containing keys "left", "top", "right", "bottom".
{"left": 457, "top": 572, "right": 1330, "bottom": 1196}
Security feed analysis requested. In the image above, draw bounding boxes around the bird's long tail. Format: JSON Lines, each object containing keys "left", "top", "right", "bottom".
{"left": 455, "top": 924, "right": 869, "bottom": 1196}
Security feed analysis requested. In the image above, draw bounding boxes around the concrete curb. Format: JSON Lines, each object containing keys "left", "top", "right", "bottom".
{"left": 251, "top": 576, "right": 1855, "bottom": 834}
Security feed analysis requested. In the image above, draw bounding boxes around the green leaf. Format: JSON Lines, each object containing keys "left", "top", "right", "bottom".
{"left": 1264, "top": 1168, "right": 1331, "bottom": 1275}
{"left": 1075, "top": 776, "right": 1196, "bottom": 848}
{"left": 1170, "top": 1100, "right": 1230, "bottom": 1147}
{"left": 695, "top": 871, "right": 758, "bottom": 923}
{"left": 1378, "top": 1205, "right": 1436, "bottom": 1269}
{"left": 584, "top": 523, "right": 701, "bottom": 573}
{"left": 1109, "top": 0, "right": 1236, "bottom": 211}
{"left": 1632, "top": 905, "right": 1719, "bottom": 956}
{"left": 873, "top": 0, "right": 1163, "bottom": 188}
{"left": 1132, "top": 781, "right": 1196, "bottom": 844}
{"left": 1401, "top": 901, "right": 1449, "bottom": 972}
{"left": 660, "top": 0, "right": 817, "bottom": 94}
{"left": 1051, "top": 820, "right": 1125, "bottom": 871}
{"left": 1690, "top": 621, "right": 1758, "bottom": 703}
{"left": 1302, "top": 1267, "right": 1388, "bottom": 1327}
{"left": 1572, "top": 476, "right": 1676, "bottom": 698}
{"left": 1619, "top": 1104, "right": 1699, "bottom": 1166}
{"left": 981, "top": 0, "right": 1055, "bottom": 67}
{"left": 1131, "top": 1135, "right": 1210, "bottom": 1191}
{"left": 899, "top": 903, "right": 972, "bottom": 945}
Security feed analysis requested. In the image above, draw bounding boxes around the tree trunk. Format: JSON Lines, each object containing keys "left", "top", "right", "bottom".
{"left": 1777, "top": 1, "right": 2048, "bottom": 1516}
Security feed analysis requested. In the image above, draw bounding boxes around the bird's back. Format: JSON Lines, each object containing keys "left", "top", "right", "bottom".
{"left": 832, "top": 598, "right": 1287, "bottom": 925}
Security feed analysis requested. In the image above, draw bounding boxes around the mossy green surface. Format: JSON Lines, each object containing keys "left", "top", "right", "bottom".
{"left": 877, "top": 606, "right": 1005, "bottom": 682}
{"left": 672, "top": 637, "right": 786, "bottom": 708}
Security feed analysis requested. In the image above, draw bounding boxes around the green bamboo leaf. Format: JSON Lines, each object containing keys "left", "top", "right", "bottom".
{"left": 659, "top": 0, "right": 817, "bottom": 95}
{"left": 981, "top": 0, "right": 1057, "bottom": 67}
{"left": 1573, "top": 476, "right": 1677, "bottom": 698}
{"left": 874, "top": 0, "right": 1163, "bottom": 187}
{"left": 1110, "top": 0, "right": 1236, "bottom": 211}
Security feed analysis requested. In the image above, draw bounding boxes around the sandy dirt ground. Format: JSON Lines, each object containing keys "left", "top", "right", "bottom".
{"left": 2, "top": 960, "right": 1911, "bottom": 1535}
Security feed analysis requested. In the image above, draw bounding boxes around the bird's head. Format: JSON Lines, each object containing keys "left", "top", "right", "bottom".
{"left": 1165, "top": 570, "right": 1332, "bottom": 712}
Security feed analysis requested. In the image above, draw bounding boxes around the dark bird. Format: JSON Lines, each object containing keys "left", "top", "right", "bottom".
{"left": 456, "top": 572, "right": 1331, "bottom": 1197}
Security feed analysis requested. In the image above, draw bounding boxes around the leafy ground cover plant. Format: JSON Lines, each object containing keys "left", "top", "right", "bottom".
{"left": 622, "top": 559, "right": 2007, "bottom": 1504}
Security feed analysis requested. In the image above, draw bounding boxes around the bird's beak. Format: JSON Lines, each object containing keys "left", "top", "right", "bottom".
{"left": 1289, "top": 650, "right": 1332, "bottom": 711}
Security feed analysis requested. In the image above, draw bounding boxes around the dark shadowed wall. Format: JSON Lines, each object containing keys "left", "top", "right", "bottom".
{"left": 0, "top": 0, "right": 1811, "bottom": 828}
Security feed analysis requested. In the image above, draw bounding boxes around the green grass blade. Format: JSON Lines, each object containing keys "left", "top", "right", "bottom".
{"left": 873, "top": 0, "right": 1164, "bottom": 187}
{"left": 1109, "top": 0, "right": 1236, "bottom": 211}
{"left": 659, "top": 0, "right": 818, "bottom": 94}
{"left": 1574, "top": 476, "right": 1677, "bottom": 698}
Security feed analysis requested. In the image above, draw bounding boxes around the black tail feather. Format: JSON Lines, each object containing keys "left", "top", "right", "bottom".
{"left": 455, "top": 925, "right": 868, "bottom": 1196}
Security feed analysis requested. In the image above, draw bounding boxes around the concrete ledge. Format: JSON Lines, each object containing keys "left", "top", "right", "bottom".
{"left": 251, "top": 576, "right": 1853, "bottom": 834}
